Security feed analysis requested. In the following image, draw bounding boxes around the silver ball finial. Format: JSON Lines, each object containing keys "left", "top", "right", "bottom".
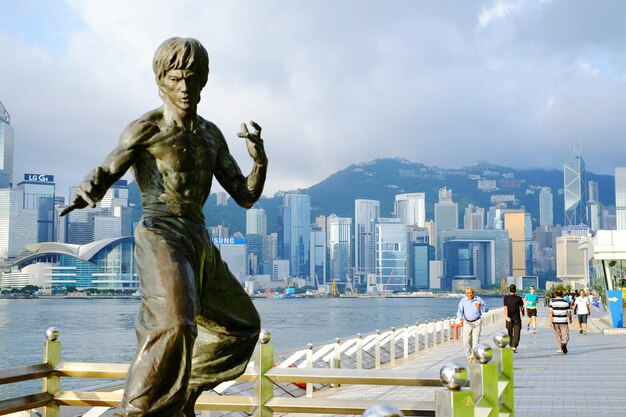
{"left": 473, "top": 344, "right": 494, "bottom": 364}
{"left": 259, "top": 329, "right": 272, "bottom": 344}
{"left": 45, "top": 327, "right": 59, "bottom": 341}
{"left": 493, "top": 332, "right": 510, "bottom": 348}
{"left": 439, "top": 362, "right": 468, "bottom": 390}
{"left": 362, "top": 403, "right": 405, "bottom": 417}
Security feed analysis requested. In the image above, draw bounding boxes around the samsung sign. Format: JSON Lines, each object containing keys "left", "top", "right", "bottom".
{"left": 24, "top": 173, "right": 54, "bottom": 183}
{"left": 212, "top": 237, "right": 246, "bottom": 245}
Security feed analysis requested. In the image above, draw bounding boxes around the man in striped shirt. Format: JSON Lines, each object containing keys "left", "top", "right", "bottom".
{"left": 548, "top": 288, "right": 572, "bottom": 354}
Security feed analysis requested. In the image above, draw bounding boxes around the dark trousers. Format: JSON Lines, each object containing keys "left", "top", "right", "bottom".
{"left": 506, "top": 321, "right": 521, "bottom": 348}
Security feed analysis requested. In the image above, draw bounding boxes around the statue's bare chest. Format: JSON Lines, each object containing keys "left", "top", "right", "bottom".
{"left": 149, "top": 130, "right": 217, "bottom": 173}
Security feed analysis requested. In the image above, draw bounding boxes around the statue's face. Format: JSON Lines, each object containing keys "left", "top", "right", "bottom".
{"left": 160, "top": 69, "right": 202, "bottom": 112}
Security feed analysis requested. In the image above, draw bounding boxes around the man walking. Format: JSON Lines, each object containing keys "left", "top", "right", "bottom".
{"left": 503, "top": 284, "right": 525, "bottom": 352}
{"left": 457, "top": 287, "right": 489, "bottom": 363}
{"left": 574, "top": 289, "right": 591, "bottom": 335}
{"left": 524, "top": 286, "right": 538, "bottom": 333}
{"left": 548, "top": 288, "right": 572, "bottom": 354}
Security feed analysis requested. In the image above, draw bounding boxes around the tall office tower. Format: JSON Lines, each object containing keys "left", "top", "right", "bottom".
{"left": 246, "top": 208, "right": 267, "bottom": 275}
{"left": 0, "top": 188, "right": 38, "bottom": 259}
{"left": 215, "top": 191, "right": 229, "bottom": 206}
{"left": 281, "top": 193, "right": 311, "bottom": 278}
{"left": 310, "top": 222, "right": 326, "bottom": 286}
{"left": 435, "top": 187, "right": 458, "bottom": 231}
{"left": 587, "top": 180, "right": 601, "bottom": 231}
{"left": 263, "top": 232, "right": 278, "bottom": 273}
{"left": 375, "top": 218, "right": 408, "bottom": 292}
{"left": 327, "top": 214, "right": 352, "bottom": 288}
{"left": 408, "top": 226, "right": 434, "bottom": 289}
{"left": 539, "top": 187, "right": 554, "bottom": 227}
{"left": 54, "top": 197, "right": 66, "bottom": 243}
{"left": 616, "top": 168, "right": 626, "bottom": 230}
{"left": 463, "top": 204, "right": 485, "bottom": 230}
{"left": 101, "top": 180, "right": 133, "bottom": 237}
{"left": 212, "top": 236, "right": 248, "bottom": 283}
{"left": 487, "top": 204, "right": 506, "bottom": 230}
{"left": 210, "top": 224, "right": 229, "bottom": 238}
{"left": 602, "top": 208, "right": 617, "bottom": 230}
{"left": 354, "top": 199, "right": 380, "bottom": 285}
{"left": 563, "top": 152, "right": 587, "bottom": 226}
{"left": 504, "top": 210, "right": 526, "bottom": 276}
{"left": 394, "top": 193, "right": 425, "bottom": 227}
{"left": 0, "top": 100, "right": 14, "bottom": 188}
{"left": 17, "top": 174, "right": 56, "bottom": 243}
{"left": 524, "top": 212, "right": 533, "bottom": 275}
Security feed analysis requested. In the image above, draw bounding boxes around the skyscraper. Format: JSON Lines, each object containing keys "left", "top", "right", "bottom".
{"left": 375, "top": 218, "right": 407, "bottom": 292}
{"left": 587, "top": 180, "right": 601, "bottom": 231}
{"left": 281, "top": 193, "right": 311, "bottom": 278}
{"left": 0, "top": 188, "right": 38, "bottom": 259}
{"left": 0, "top": 100, "right": 14, "bottom": 188}
{"left": 246, "top": 208, "right": 267, "bottom": 274}
{"left": 616, "top": 167, "right": 626, "bottom": 230}
{"left": 563, "top": 153, "right": 587, "bottom": 226}
{"left": 17, "top": 174, "right": 56, "bottom": 243}
{"left": 310, "top": 219, "right": 326, "bottom": 286}
{"left": 435, "top": 187, "right": 458, "bottom": 231}
{"left": 354, "top": 199, "right": 380, "bottom": 285}
{"left": 539, "top": 187, "right": 553, "bottom": 227}
{"left": 463, "top": 204, "right": 485, "bottom": 230}
{"left": 394, "top": 193, "right": 425, "bottom": 227}
{"left": 327, "top": 214, "right": 352, "bottom": 287}
{"left": 504, "top": 210, "right": 526, "bottom": 276}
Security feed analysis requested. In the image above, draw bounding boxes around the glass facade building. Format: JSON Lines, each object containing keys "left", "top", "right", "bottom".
{"left": 616, "top": 167, "right": 626, "bottom": 230}
{"left": 3, "top": 237, "right": 137, "bottom": 290}
{"left": 0, "top": 100, "right": 14, "bottom": 188}
{"left": 281, "top": 193, "right": 311, "bottom": 278}
{"left": 355, "top": 199, "right": 380, "bottom": 285}
{"left": 564, "top": 153, "right": 587, "bottom": 226}
{"left": 375, "top": 218, "right": 408, "bottom": 291}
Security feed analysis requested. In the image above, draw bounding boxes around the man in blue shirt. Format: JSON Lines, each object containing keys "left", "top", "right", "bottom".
{"left": 457, "top": 287, "right": 489, "bottom": 363}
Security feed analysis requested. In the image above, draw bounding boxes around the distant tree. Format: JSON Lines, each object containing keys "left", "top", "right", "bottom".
{"left": 20, "top": 285, "right": 40, "bottom": 295}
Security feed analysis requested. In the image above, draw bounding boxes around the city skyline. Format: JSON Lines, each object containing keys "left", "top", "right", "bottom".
{"left": 2, "top": 1, "right": 626, "bottom": 199}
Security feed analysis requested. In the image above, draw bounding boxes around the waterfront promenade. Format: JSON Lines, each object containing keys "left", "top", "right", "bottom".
{"left": 301, "top": 303, "right": 626, "bottom": 417}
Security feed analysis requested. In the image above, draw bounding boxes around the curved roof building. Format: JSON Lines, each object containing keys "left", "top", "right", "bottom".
{"left": 2, "top": 237, "right": 137, "bottom": 290}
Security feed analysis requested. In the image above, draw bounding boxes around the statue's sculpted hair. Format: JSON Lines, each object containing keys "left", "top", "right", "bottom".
{"left": 153, "top": 37, "right": 209, "bottom": 87}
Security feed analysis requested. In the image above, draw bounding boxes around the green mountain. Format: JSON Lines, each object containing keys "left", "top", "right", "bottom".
{"left": 198, "top": 157, "right": 615, "bottom": 234}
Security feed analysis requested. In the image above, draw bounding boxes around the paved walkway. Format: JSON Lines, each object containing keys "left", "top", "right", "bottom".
{"left": 303, "top": 304, "right": 626, "bottom": 417}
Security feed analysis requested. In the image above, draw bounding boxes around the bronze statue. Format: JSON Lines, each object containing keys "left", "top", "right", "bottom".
{"left": 61, "top": 37, "right": 267, "bottom": 416}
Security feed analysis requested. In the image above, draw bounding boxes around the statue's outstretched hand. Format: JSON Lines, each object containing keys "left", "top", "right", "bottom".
{"left": 238, "top": 121, "right": 267, "bottom": 165}
{"left": 60, "top": 167, "right": 104, "bottom": 216}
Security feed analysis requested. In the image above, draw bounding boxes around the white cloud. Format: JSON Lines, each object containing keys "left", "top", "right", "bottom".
{"left": 479, "top": 0, "right": 521, "bottom": 27}
{"left": 1, "top": 0, "right": 626, "bottom": 202}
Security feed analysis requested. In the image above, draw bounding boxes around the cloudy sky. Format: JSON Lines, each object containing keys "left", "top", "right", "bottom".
{"left": 1, "top": 0, "right": 625, "bottom": 200}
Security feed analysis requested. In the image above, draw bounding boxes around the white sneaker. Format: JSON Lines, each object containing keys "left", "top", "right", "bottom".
{"left": 512, "top": 347, "right": 517, "bottom": 352}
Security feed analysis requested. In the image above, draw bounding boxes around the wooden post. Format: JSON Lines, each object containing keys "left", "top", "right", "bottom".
{"left": 42, "top": 328, "right": 61, "bottom": 417}
{"left": 375, "top": 330, "right": 381, "bottom": 369}
{"left": 306, "top": 343, "right": 314, "bottom": 398}
{"left": 356, "top": 333, "right": 363, "bottom": 369}
{"left": 403, "top": 324, "right": 409, "bottom": 359}
{"left": 253, "top": 335, "right": 274, "bottom": 417}
{"left": 390, "top": 327, "right": 396, "bottom": 366}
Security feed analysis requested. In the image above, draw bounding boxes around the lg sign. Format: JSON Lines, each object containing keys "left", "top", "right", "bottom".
{"left": 24, "top": 173, "right": 54, "bottom": 183}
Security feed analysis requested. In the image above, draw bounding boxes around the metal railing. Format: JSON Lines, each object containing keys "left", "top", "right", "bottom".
{"left": 0, "top": 308, "right": 510, "bottom": 417}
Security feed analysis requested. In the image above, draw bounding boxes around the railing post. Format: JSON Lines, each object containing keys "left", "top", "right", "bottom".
{"left": 42, "top": 327, "right": 60, "bottom": 417}
{"left": 331, "top": 338, "right": 341, "bottom": 388}
{"left": 306, "top": 343, "right": 314, "bottom": 398}
{"left": 425, "top": 321, "right": 430, "bottom": 352}
{"left": 439, "top": 318, "right": 446, "bottom": 345}
{"left": 356, "top": 333, "right": 363, "bottom": 369}
{"left": 403, "top": 324, "right": 409, "bottom": 359}
{"left": 254, "top": 330, "right": 274, "bottom": 417}
{"left": 375, "top": 330, "right": 381, "bottom": 369}
{"left": 449, "top": 317, "right": 454, "bottom": 341}
{"left": 390, "top": 327, "right": 396, "bottom": 366}
{"left": 433, "top": 321, "right": 438, "bottom": 349}
{"left": 469, "top": 344, "right": 498, "bottom": 417}
{"left": 415, "top": 322, "right": 420, "bottom": 354}
{"left": 437, "top": 362, "right": 474, "bottom": 417}
{"left": 493, "top": 333, "right": 514, "bottom": 415}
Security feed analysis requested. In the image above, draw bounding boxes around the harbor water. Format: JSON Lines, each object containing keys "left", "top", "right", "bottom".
{"left": 0, "top": 296, "right": 497, "bottom": 399}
